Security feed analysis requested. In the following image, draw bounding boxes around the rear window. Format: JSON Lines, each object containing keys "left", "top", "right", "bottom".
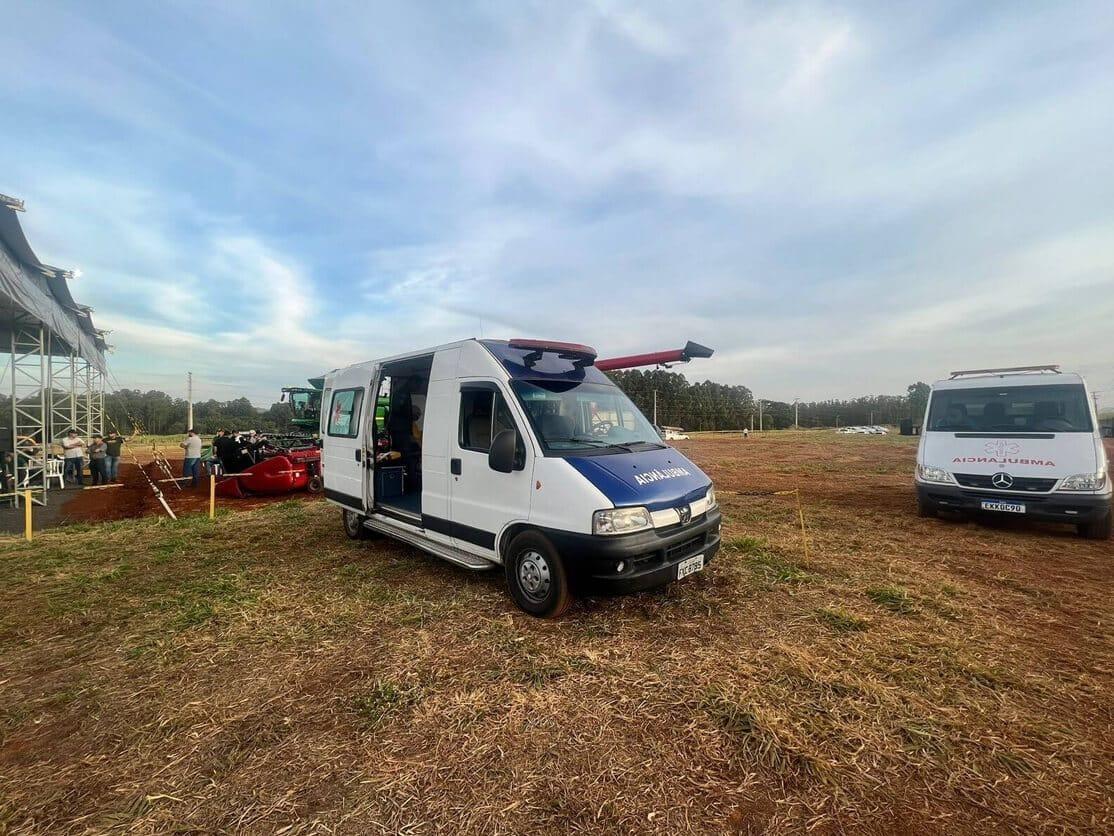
{"left": 927, "top": 384, "right": 1093, "bottom": 433}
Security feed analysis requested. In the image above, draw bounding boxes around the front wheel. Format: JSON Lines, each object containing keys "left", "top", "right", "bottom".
{"left": 342, "top": 509, "right": 371, "bottom": 540}
{"left": 504, "top": 531, "right": 573, "bottom": 618}
{"left": 1078, "top": 511, "right": 1112, "bottom": 540}
{"left": 916, "top": 495, "right": 936, "bottom": 518}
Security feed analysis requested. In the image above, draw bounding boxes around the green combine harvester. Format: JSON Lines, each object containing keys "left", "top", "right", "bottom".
{"left": 281, "top": 377, "right": 388, "bottom": 435}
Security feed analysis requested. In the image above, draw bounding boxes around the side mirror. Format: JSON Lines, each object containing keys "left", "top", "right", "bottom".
{"left": 489, "top": 428, "right": 521, "bottom": 473}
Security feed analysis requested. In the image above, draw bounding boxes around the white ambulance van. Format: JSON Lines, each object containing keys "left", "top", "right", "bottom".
{"left": 915, "top": 366, "right": 1111, "bottom": 539}
{"left": 321, "top": 339, "right": 722, "bottom": 616}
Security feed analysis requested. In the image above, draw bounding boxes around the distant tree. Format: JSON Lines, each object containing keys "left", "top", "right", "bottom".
{"left": 907, "top": 382, "right": 931, "bottom": 422}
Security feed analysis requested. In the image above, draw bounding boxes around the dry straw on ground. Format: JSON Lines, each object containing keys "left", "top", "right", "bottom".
{"left": 0, "top": 433, "right": 1110, "bottom": 834}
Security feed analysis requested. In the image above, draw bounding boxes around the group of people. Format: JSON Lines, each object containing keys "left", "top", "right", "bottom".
{"left": 59, "top": 429, "right": 128, "bottom": 487}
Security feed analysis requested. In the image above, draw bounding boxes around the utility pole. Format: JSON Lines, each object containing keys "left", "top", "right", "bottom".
{"left": 653, "top": 389, "right": 658, "bottom": 426}
{"left": 870, "top": 409, "right": 874, "bottom": 425}
{"left": 793, "top": 397, "right": 800, "bottom": 430}
{"left": 758, "top": 399, "right": 764, "bottom": 432}
{"left": 187, "top": 371, "right": 193, "bottom": 430}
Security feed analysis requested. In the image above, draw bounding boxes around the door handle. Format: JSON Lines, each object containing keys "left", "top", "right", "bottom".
{"left": 451, "top": 458, "right": 462, "bottom": 475}
{"left": 354, "top": 449, "right": 362, "bottom": 462}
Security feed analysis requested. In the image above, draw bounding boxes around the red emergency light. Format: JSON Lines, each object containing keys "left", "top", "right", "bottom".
{"left": 595, "top": 340, "right": 714, "bottom": 372}
{"left": 508, "top": 339, "right": 598, "bottom": 369}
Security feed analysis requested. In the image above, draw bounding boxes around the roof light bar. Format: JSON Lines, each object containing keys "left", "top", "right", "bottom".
{"left": 949, "top": 365, "right": 1061, "bottom": 379}
{"left": 0, "top": 193, "right": 26, "bottom": 212}
{"left": 508, "top": 339, "right": 598, "bottom": 370}
{"left": 508, "top": 339, "right": 597, "bottom": 356}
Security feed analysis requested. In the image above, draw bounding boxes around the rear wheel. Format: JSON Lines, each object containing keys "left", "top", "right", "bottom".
{"left": 342, "top": 509, "right": 371, "bottom": 540}
{"left": 307, "top": 474, "right": 323, "bottom": 493}
{"left": 504, "top": 531, "right": 572, "bottom": 618}
{"left": 1078, "top": 510, "right": 1112, "bottom": 540}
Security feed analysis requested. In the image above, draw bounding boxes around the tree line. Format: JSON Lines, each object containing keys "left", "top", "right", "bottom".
{"left": 606, "top": 370, "right": 931, "bottom": 430}
{"left": 105, "top": 389, "right": 295, "bottom": 436}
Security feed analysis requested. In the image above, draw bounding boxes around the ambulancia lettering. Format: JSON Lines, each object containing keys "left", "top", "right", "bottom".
{"left": 634, "top": 466, "right": 692, "bottom": 486}
{"left": 952, "top": 457, "right": 1055, "bottom": 467}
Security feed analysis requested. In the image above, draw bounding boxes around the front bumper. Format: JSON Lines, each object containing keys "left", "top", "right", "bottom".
{"left": 917, "top": 482, "right": 1112, "bottom": 523}
{"left": 544, "top": 507, "right": 723, "bottom": 593}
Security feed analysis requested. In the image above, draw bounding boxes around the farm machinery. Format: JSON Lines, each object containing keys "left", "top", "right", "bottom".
{"left": 214, "top": 431, "right": 323, "bottom": 498}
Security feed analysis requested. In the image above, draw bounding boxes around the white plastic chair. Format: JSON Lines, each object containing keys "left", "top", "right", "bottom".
{"left": 44, "top": 458, "right": 65, "bottom": 489}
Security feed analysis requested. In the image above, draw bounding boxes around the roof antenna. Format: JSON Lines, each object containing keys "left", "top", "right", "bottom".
{"left": 478, "top": 318, "right": 484, "bottom": 339}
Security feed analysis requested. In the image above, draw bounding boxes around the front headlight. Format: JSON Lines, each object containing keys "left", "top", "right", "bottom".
{"left": 593, "top": 506, "right": 652, "bottom": 535}
{"left": 706, "top": 486, "right": 717, "bottom": 509}
{"left": 917, "top": 465, "right": 953, "bottom": 484}
{"left": 1058, "top": 470, "right": 1107, "bottom": 492}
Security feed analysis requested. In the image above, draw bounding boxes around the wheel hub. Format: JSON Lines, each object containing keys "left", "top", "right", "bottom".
{"left": 518, "top": 550, "right": 551, "bottom": 600}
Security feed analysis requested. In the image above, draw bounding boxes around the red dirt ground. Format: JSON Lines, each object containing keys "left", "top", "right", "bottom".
{"left": 58, "top": 449, "right": 319, "bottom": 524}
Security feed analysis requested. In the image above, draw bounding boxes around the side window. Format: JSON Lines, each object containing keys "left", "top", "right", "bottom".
{"left": 494, "top": 393, "right": 515, "bottom": 438}
{"left": 328, "top": 388, "right": 364, "bottom": 438}
{"left": 460, "top": 390, "right": 495, "bottom": 451}
{"left": 319, "top": 387, "right": 332, "bottom": 436}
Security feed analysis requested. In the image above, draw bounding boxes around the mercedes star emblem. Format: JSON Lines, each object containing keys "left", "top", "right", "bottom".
{"left": 991, "top": 472, "right": 1014, "bottom": 489}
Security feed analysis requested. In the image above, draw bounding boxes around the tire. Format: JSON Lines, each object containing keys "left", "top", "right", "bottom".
{"left": 307, "top": 474, "right": 323, "bottom": 493}
{"left": 916, "top": 495, "right": 936, "bottom": 518}
{"left": 342, "top": 508, "right": 371, "bottom": 540}
{"left": 1078, "top": 510, "right": 1112, "bottom": 540}
{"left": 504, "top": 531, "right": 573, "bottom": 618}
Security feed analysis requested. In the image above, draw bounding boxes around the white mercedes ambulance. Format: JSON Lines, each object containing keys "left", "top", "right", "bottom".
{"left": 915, "top": 366, "right": 1111, "bottom": 539}
{"left": 320, "top": 339, "right": 722, "bottom": 616}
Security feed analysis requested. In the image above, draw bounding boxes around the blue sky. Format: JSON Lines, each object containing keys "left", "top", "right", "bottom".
{"left": 2, "top": 1, "right": 1113, "bottom": 407}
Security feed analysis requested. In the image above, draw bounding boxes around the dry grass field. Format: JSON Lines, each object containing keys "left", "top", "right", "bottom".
{"left": 0, "top": 433, "right": 1110, "bottom": 834}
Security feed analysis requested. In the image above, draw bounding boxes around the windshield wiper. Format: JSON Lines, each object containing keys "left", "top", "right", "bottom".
{"left": 546, "top": 436, "right": 611, "bottom": 447}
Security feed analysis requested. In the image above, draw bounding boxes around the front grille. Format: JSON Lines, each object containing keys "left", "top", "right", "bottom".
{"left": 665, "top": 534, "right": 705, "bottom": 563}
{"left": 954, "top": 473, "right": 1057, "bottom": 493}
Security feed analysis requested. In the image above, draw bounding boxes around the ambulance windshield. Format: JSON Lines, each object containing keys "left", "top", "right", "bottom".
{"left": 927, "top": 384, "right": 1093, "bottom": 433}
{"left": 511, "top": 380, "right": 665, "bottom": 453}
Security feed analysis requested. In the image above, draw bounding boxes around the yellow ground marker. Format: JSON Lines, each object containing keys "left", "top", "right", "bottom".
{"left": 209, "top": 474, "right": 216, "bottom": 519}
{"left": 24, "top": 490, "right": 32, "bottom": 541}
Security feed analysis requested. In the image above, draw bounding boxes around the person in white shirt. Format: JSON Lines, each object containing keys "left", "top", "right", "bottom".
{"left": 180, "top": 429, "right": 203, "bottom": 487}
{"left": 61, "top": 429, "right": 86, "bottom": 487}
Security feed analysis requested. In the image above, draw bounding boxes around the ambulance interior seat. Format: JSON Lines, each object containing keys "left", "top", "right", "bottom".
{"left": 981, "top": 401, "right": 1007, "bottom": 430}
{"left": 541, "top": 413, "right": 573, "bottom": 440}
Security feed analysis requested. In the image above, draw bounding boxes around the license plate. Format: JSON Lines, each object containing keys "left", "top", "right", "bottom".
{"left": 677, "top": 554, "right": 705, "bottom": 579}
{"left": 980, "top": 500, "right": 1026, "bottom": 514}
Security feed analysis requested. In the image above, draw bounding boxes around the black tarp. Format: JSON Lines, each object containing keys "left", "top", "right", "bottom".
{"left": 0, "top": 201, "right": 107, "bottom": 372}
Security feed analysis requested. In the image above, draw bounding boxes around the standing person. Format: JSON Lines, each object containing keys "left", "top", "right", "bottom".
{"left": 61, "top": 429, "right": 86, "bottom": 487}
{"left": 1, "top": 451, "right": 14, "bottom": 493}
{"left": 210, "top": 429, "right": 231, "bottom": 476}
{"left": 104, "top": 431, "right": 126, "bottom": 482}
{"left": 180, "top": 428, "right": 202, "bottom": 487}
{"left": 87, "top": 434, "right": 108, "bottom": 485}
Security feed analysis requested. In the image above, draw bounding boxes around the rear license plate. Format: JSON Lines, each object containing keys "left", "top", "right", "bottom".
{"left": 677, "top": 554, "right": 705, "bottom": 579}
{"left": 980, "top": 500, "right": 1026, "bottom": 514}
